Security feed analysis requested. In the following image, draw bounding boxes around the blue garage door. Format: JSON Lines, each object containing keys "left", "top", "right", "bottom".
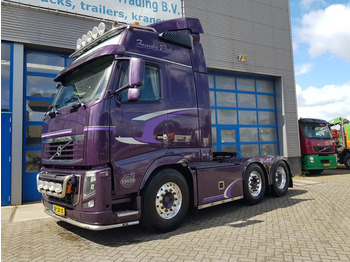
{"left": 1, "top": 42, "right": 13, "bottom": 206}
{"left": 209, "top": 72, "right": 279, "bottom": 157}
{"left": 23, "top": 49, "right": 72, "bottom": 202}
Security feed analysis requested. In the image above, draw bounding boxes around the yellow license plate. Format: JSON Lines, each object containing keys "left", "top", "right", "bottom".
{"left": 52, "top": 205, "right": 65, "bottom": 216}
{"left": 323, "top": 163, "right": 330, "bottom": 167}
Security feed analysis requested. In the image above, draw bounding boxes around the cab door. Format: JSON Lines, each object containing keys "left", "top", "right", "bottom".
{"left": 110, "top": 60, "right": 167, "bottom": 161}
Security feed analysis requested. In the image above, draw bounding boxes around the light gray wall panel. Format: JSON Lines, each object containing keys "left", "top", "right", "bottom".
{"left": 231, "top": 18, "right": 254, "bottom": 44}
{"left": 253, "top": 23, "right": 274, "bottom": 47}
{"left": 1, "top": 4, "right": 111, "bottom": 51}
{"left": 251, "top": 1, "right": 273, "bottom": 27}
{"left": 270, "top": 0, "right": 290, "bottom": 10}
{"left": 230, "top": 0, "right": 253, "bottom": 21}
{"left": 273, "top": 28, "right": 292, "bottom": 50}
{"left": 186, "top": 0, "right": 299, "bottom": 158}
{"left": 11, "top": 43, "right": 24, "bottom": 205}
{"left": 272, "top": 7, "right": 290, "bottom": 30}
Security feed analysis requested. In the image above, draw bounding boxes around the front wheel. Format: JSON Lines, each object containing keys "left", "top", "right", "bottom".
{"left": 141, "top": 168, "right": 189, "bottom": 232}
{"left": 243, "top": 164, "right": 266, "bottom": 205}
{"left": 271, "top": 161, "right": 290, "bottom": 197}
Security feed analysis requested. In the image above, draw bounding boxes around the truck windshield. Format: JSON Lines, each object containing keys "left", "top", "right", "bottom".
{"left": 52, "top": 56, "right": 114, "bottom": 109}
{"left": 301, "top": 124, "right": 332, "bottom": 139}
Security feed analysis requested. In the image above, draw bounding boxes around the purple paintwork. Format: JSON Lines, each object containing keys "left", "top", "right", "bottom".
{"left": 42, "top": 129, "right": 72, "bottom": 138}
{"left": 38, "top": 18, "right": 292, "bottom": 231}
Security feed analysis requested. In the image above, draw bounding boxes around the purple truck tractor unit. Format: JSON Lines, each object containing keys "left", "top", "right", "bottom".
{"left": 37, "top": 18, "right": 293, "bottom": 232}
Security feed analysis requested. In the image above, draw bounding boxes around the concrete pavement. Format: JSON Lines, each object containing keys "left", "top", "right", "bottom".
{"left": 2, "top": 168, "right": 350, "bottom": 261}
{"left": 1, "top": 202, "right": 50, "bottom": 224}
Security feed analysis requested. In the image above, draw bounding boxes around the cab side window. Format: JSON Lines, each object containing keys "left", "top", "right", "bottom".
{"left": 118, "top": 62, "right": 160, "bottom": 102}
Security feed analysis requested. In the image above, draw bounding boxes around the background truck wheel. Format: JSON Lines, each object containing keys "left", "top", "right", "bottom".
{"left": 308, "top": 169, "right": 323, "bottom": 175}
{"left": 271, "top": 161, "right": 290, "bottom": 197}
{"left": 243, "top": 164, "right": 266, "bottom": 205}
{"left": 344, "top": 154, "right": 350, "bottom": 169}
{"left": 141, "top": 168, "right": 189, "bottom": 232}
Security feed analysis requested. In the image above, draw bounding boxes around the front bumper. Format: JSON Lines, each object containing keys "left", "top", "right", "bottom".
{"left": 44, "top": 208, "right": 139, "bottom": 230}
{"left": 301, "top": 154, "right": 337, "bottom": 170}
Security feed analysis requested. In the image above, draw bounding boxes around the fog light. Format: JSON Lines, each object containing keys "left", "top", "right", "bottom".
{"left": 38, "top": 181, "right": 44, "bottom": 190}
{"left": 83, "top": 199, "right": 95, "bottom": 208}
{"left": 55, "top": 184, "right": 63, "bottom": 193}
{"left": 43, "top": 181, "right": 49, "bottom": 190}
{"left": 49, "top": 182, "right": 55, "bottom": 192}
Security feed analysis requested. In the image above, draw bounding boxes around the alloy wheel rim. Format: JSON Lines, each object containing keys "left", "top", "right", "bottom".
{"left": 248, "top": 171, "right": 262, "bottom": 197}
{"left": 155, "top": 182, "right": 182, "bottom": 219}
{"left": 275, "top": 166, "right": 287, "bottom": 190}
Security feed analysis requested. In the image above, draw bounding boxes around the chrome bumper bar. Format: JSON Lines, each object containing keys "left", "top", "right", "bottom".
{"left": 45, "top": 209, "right": 139, "bottom": 231}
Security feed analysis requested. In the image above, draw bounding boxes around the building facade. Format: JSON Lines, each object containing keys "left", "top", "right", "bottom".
{"left": 1, "top": 0, "right": 300, "bottom": 205}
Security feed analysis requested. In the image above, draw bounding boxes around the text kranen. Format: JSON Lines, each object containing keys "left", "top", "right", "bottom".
{"left": 132, "top": 12, "right": 162, "bottom": 23}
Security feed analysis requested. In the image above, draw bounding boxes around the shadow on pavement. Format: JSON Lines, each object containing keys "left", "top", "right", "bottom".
{"left": 56, "top": 188, "right": 309, "bottom": 247}
{"left": 304, "top": 167, "right": 350, "bottom": 177}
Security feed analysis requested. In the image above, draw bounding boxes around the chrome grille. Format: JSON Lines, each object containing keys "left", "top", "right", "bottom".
{"left": 43, "top": 134, "right": 84, "bottom": 163}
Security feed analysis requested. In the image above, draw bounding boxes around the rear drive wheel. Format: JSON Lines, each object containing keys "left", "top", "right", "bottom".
{"left": 308, "top": 169, "right": 323, "bottom": 175}
{"left": 141, "top": 168, "right": 189, "bottom": 232}
{"left": 271, "top": 161, "right": 290, "bottom": 197}
{"left": 243, "top": 164, "right": 266, "bottom": 205}
{"left": 344, "top": 154, "right": 350, "bottom": 169}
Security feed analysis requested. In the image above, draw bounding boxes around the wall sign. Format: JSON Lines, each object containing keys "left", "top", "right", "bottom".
{"left": 5, "top": 0, "right": 183, "bottom": 24}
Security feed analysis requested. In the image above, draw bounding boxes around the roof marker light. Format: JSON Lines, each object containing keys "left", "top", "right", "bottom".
{"left": 97, "top": 22, "right": 106, "bottom": 36}
{"left": 76, "top": 38, "right": 82, "bottom": 50}
{"left": 92, "top": 26, "right": 99, "bottom": 39}
{"left": 81, "top": 34, "right": 87, "bottom": 47}
{"left": 86, "top": 31, "right": 93, "bottom": 44}
{"left": 113, "top": 21, "right": 119, "bottom": 28}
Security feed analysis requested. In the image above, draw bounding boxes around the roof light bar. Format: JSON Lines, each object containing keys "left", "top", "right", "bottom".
{"left": 75, "top": 22, "right": 107, "bottom": 52}
{"left": 72, "top": 21, "right": 157, "bottom": 59}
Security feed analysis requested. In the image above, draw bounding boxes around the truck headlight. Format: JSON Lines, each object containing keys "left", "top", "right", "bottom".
{"left": 83, "top": 171, "right": 96, "bottom": 199}
{"left": 310, "top": 156, "right": 315, "bottom": 163}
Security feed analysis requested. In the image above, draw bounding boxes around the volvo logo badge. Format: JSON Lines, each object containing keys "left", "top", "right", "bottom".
{"left": 56, "top": 146, "right": 63, "bottom": 156}
{"left": 120, "top": 173, "right": 136, "bottom": 188}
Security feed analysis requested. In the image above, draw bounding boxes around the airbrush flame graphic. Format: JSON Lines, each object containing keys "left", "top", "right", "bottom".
{"left": 115, "top": 108, "right": 199, "bottom": 145}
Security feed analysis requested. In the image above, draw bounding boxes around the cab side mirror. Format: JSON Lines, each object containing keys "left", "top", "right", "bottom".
{"left": 116, "top": 57, "right": 144, "bottom": 102}
{"left": 126, "top": 57, "right": 144, "bottom": 102}
{"left": 129, "top": 57, "right": 145, "bottom": 87}
{"left": 127, "top": 88, "right": 141, "bottom": 102}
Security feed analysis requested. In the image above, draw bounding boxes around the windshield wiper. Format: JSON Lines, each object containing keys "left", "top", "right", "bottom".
{"left": 64, "top": 94, "right": 86, "bottom": 109}
{"left": 45, "top": 105, "right": 60, "bottom": 118}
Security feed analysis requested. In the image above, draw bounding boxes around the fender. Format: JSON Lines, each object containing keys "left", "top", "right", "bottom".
{"left": 139, "top": 155, "right": 189, "bottom": 190}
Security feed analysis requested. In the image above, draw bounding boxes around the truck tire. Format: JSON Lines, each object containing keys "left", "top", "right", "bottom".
{"left": 141, "top": 168, "right": 189, "bottom": 232}
{"left": 308, "top": 169, "right": 323, "bottom": 175}
{"left": 243, "top": 164, "right": 266, "bottom": 205}
{"left": 344, "top": 154, "right": 350, "bottom": 169}
{"left": 271, "top": 161, "right": 290, "bottom": 197}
